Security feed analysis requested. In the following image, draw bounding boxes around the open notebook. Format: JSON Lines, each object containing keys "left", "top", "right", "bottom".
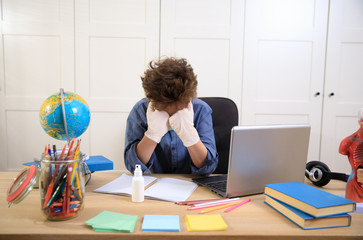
{"left": 94, "top": 174, "right": 198, "bottom": 202}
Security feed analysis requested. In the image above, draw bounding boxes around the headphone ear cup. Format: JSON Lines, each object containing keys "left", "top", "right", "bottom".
{"left": 305, "top": 161, "right": 332, "bottom": 187}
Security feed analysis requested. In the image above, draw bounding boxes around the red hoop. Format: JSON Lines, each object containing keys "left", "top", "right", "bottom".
{"left": 7, "top": 164, "right": 37, "bottom": 203}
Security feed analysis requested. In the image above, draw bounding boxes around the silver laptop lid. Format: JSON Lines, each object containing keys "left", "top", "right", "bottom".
{"left": 226, "top": 124, "right": 311, "bottom": 197}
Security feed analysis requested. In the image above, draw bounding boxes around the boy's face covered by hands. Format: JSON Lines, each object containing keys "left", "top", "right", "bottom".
{"left": 162, "top": 102, "right": 188, "bottom": 116}
{"left": 168, "top": 102, "right": 199, "bottom": 147}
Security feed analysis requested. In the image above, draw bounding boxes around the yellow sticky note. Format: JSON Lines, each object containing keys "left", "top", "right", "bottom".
{"left": 185, "top": 214, "right": 228, "bottom": 231}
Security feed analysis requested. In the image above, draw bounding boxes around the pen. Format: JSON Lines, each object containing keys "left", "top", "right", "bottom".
{"left": 53, "top": 145, "right": 57, "bottom": 160}
{"left": 199, "top": 200, "right": 242, "bottom": 214}
{"left": 53, "top": 164, "right": 68, "bottom": 187}
{"left": 224, "top": 198, "right": 251, "bottom": 213}
{"left": 47, "top": 145, "right": 52, "bottom": 159}
{"left": 46, "top": 174, "right": 67, "bottom": 208}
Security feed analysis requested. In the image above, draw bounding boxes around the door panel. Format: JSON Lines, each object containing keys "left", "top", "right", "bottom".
{"left": 75, "top": 0, "right": 160, "bottom": 170}
{"left": 0, "top": 0, "right": 74, "bottom": 170}
{"left": 160, "top": 0, "right": 244, "bottom": 111}
{"left": 320, "top": 0, "right": 363, "bottom": 174}
{"left": 242, "top": 0, "right": 329, "bottom": 163}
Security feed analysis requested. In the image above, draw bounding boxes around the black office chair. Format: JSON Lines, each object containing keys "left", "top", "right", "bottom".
{"left": 199, "top": 97, "right": 239, "bottom": 174}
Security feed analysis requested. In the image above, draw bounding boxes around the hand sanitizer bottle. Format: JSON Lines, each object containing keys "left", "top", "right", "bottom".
{"left": 132, "top": 164, "right": 144, "bottom": 202}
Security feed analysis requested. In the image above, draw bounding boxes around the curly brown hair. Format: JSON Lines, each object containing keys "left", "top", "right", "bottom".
{"left": 141, "top": 57, "right": 198, "bottom": 110}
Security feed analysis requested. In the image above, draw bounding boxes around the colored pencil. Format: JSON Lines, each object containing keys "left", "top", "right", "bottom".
{"left": 176, "top": 198, "right": 227, "bottom": 205}
{"left": 224, "top": 198, "right": 251, "bottom": 212}
{"left": 44, "top": 145, "right": 48, "bottom": 157}
{"left": 199, "top": 200, "right": 243, "bottom": 214}
{"left": 191, "top": 197, "right": 240, "bottom": 207}
{"left": 188, "top": 198, "right": 240, "bottom": 210}
{"left": 42, "top": 144, "right": 67, "bottom": 209}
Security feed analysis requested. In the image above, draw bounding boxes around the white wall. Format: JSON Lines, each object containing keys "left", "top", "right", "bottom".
{"left": 0, "top": 0, "right": 243, "bottom": 172}
{"left": 1, "top": 0, "right": 363, "bottom": 174}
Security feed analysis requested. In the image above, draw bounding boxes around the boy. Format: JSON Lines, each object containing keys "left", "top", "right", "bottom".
{"left": 124, "top": 57, "right": 218, "bottom": 174}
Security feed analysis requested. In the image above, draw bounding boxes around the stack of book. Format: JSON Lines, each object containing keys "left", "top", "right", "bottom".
{"left": 264, "top": 181, "right": 356, "bottom": 230}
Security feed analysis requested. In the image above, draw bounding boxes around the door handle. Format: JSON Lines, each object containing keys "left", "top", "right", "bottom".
{"left": 314, "top": 92, "right": 320, "bottom": 97}
{"left": 329, "top": 92, "right": 335, "bottom": 97}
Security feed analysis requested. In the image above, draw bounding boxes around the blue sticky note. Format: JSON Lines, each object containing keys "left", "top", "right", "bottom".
{"left": 142, "top": 215, "right": 180, "bottom": 232}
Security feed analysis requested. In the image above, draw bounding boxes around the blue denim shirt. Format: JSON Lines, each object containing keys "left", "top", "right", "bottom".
{"left": 124, "top": 98, "right": 218, "bottom": 175}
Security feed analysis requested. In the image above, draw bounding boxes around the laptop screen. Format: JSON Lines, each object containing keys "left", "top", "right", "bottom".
{"left": 226, "top": 124, "right": 311, "bottom": 197}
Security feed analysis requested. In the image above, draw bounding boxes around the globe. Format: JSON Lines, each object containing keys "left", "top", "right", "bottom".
{"left": 39, "top": 91, "right": 90, "bottom": 141}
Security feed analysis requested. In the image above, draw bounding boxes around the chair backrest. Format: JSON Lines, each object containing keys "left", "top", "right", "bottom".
{"left": 199, "top": 97, "right": 239, "bottom": 174}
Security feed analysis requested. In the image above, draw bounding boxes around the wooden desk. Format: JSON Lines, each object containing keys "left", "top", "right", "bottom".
{"left": 0, "top": 171, "right": 362, "bottom": 240}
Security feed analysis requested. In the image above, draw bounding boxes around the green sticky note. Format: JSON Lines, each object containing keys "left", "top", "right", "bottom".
{"left": 92, "top": 228, "right": 127, "bottom": 233}
{"left": 86, "top": 211, "right": 138, "bottom": 233}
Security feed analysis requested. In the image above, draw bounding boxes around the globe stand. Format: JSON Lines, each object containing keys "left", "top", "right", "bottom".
{"left": 60, "top": 88, "right": 71, "bottom": 146}
{"left": 59, "top": 88, "right": 92, "bottom": 177}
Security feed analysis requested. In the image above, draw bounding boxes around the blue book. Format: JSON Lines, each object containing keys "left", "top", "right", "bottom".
{"left": 86, "top": 155, "right": 113, "bottom": 172}
{"left": 142, "top": 215, "right": 180, "bottom": 232}
{"left": 265, "top": 195, "right": 351, "bottom": 230}
{"left": 264, "top": 182, "right": 356, "bottom": 217}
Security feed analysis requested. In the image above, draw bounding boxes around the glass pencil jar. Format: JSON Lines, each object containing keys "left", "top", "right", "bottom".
{"left": 40, "top": 153, "right": 85, "bottom": 221}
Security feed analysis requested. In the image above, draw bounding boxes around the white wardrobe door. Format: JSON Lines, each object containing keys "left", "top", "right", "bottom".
{"left": 242, "top": 0, "right": 329, "bottom": 163}
{"left": 0, "top": 0, "right": 74, "bottom": 170}
{"left": 321, "top": 0, "right": 363, "bottom": 173}
{"left": 75, "top": 0, "right": 160, "bottom": 171}
{"left": 160, "top": 0, "right": 244, "bottom": 113}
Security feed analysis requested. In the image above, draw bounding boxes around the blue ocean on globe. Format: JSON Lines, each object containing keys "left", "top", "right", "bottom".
{"left": 40, "top": 92, "right": 90, "bottom": 141}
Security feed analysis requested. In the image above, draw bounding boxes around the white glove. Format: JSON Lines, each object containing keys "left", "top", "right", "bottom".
{"left": 169, "top": 102, "right": 199, "bottom": 147}
{"left": 145, "top": 103, "right": 170, "bottom": 143}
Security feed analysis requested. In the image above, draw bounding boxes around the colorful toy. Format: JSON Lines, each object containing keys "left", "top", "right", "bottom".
{"left": 339, "top": 108, "right": 363, "bottom": 202}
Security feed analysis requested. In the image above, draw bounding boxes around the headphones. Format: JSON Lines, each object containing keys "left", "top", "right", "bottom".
{"left": 305, "top": 161, "right": 349, "bottom": 187}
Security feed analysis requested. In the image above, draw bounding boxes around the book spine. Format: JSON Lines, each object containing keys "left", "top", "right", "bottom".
{"left": 264, "top": 195, "right": 352, "bottom": 230}
{"left": 264, "top": 187, "right": 317, "bottom": 215}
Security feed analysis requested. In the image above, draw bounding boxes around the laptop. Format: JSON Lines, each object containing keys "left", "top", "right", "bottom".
{"left": 192, "top": 124, "right": 311, "bottom": 197}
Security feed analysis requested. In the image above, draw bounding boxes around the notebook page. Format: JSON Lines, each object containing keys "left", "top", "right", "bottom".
{"left": 144, "top": 177, "right": 198, "bottom": 202}
{"left": 94, "top": 174, "right": 157, "bottom": 195}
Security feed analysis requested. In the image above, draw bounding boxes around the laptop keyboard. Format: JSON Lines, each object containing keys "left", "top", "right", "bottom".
{"left": 206, "top": 181, "right": 227, "bottom": 192}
